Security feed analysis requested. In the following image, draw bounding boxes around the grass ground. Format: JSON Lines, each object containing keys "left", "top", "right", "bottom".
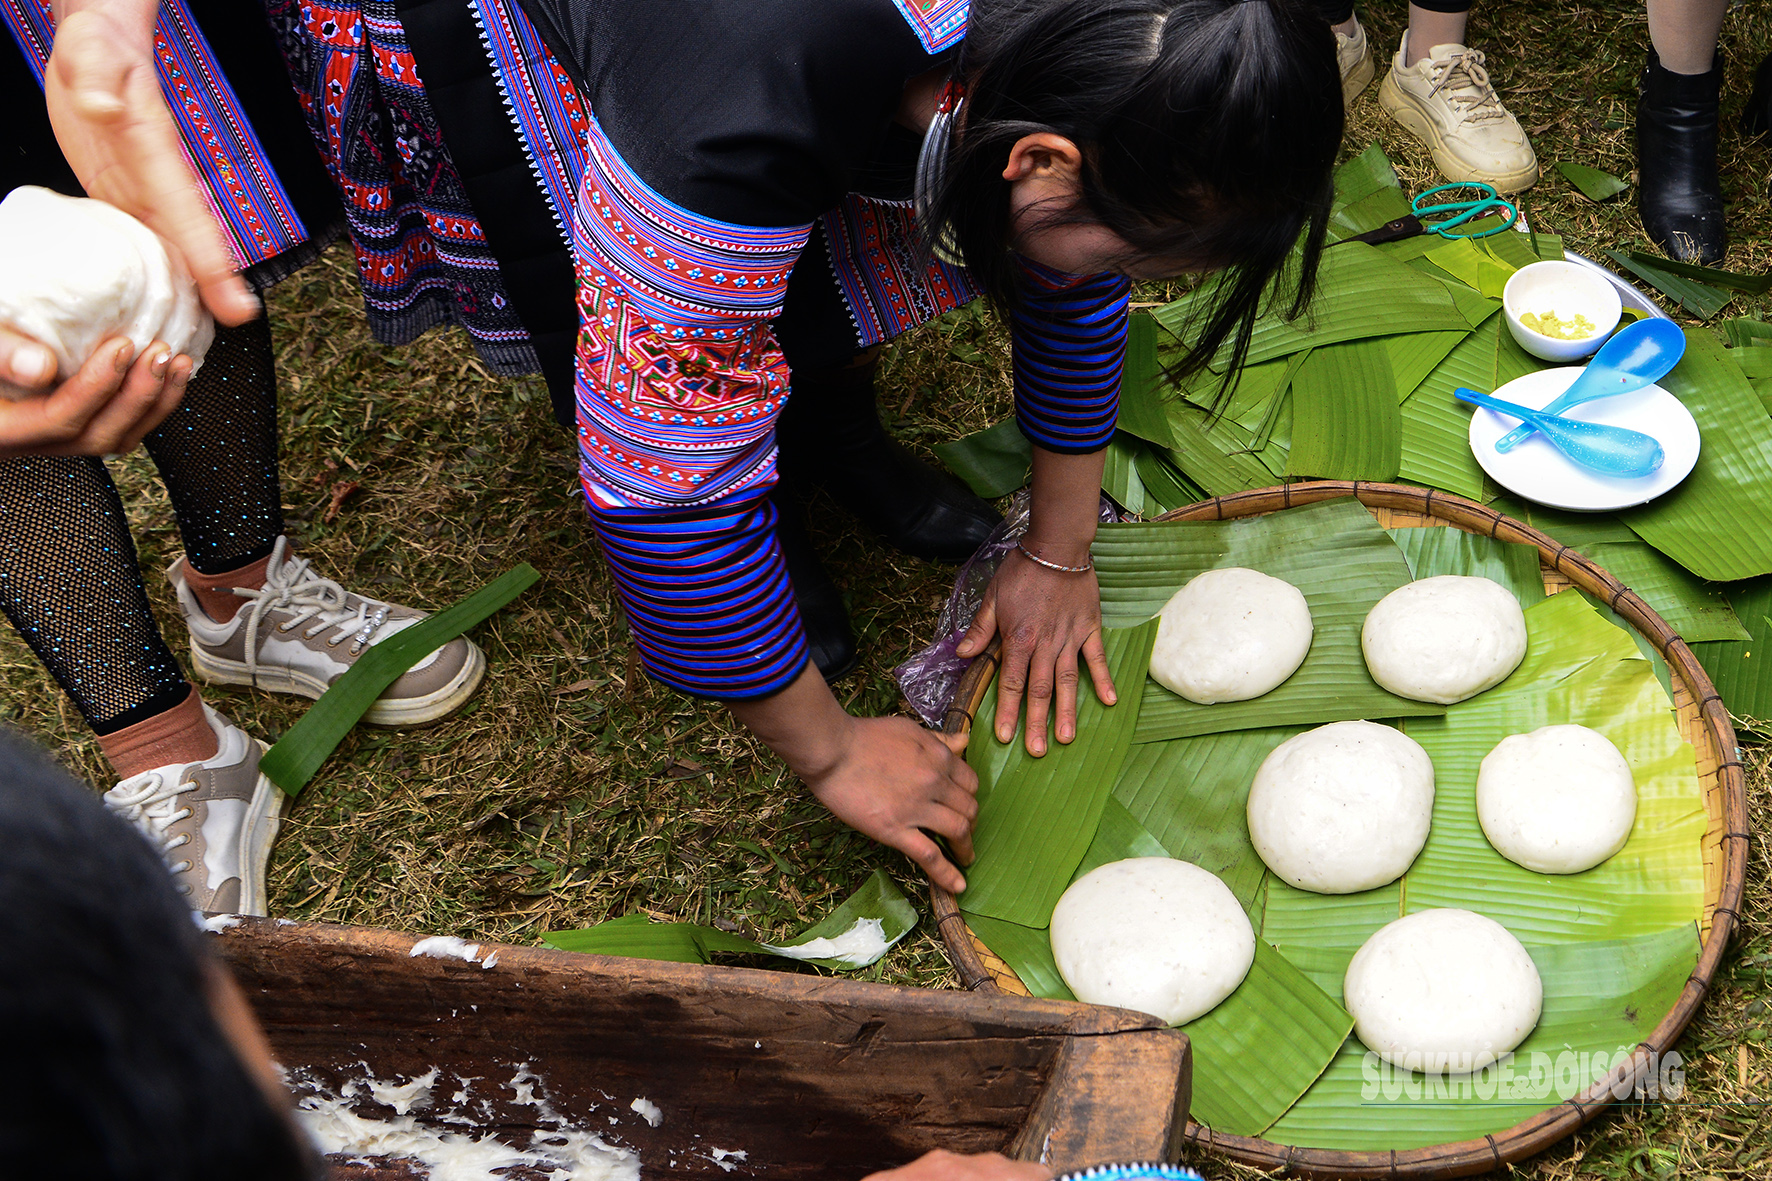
{"left": 1, "top": 0, "right": 1770, "bottom": 1174}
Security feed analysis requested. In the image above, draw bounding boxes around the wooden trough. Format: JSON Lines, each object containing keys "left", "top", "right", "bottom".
{"left": 212, "top": 916, "right": 1193, "bottom": 1178}
{"left": 931, "top": 481, "right": 1750, "bottom": 1179}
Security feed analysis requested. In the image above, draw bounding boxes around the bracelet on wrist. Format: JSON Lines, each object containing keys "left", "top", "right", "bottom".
{"left": 1015, "top": 540, "right": 1093, "bottom": 574}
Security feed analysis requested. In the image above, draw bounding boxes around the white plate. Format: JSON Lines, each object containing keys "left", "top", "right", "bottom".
{"left": 1466, "top": 367, "right": 1701, "bottom": 512}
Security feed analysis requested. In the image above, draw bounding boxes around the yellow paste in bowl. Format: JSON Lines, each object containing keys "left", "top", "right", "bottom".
{"left": 1520, "top": 310, "right": 1597, "bottom": 340}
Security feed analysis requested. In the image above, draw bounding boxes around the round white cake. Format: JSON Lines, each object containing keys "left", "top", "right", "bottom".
{"left": 1478, "top": 724, "right": 1637, "bottom": 874}
{"left": 1361, "top": 575, "right": 1528, "bottom": 704}
{"left": 1050, "top": 858, "right": 1255, "bottom": 1026}
{"left": 1246, "top": 721, "right": 1435, "bottom": 894}
{"left": 1344, "top": 908, "right": 1543, "bottom": 1074}
{"left": 0, "top": 185, "right": 212, "bottom": 386}
{"left": 1148, "top": 567, "right": 1312, "bottom": 704}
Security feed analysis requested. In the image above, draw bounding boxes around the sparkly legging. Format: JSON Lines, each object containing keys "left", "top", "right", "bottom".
{"left": 0, "top": 318, "right": 283, "bottom": 734}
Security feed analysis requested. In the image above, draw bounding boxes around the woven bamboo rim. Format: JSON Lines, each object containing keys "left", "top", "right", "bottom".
{"left": 929, "top": 481, "right": 1749, "bottom": 1180}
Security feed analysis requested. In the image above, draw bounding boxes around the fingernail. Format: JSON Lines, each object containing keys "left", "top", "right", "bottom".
{"left": 150, "top": 349, "right": 171, "bottom": 377}
{"left": 10, "top": 343, "right": 51, "bottom": 384}
{"left": 114, "top": 342, "right": 134, "bottom": 373}
{"left": 1060, "top": 725, "right": 1074, "bottom": 742}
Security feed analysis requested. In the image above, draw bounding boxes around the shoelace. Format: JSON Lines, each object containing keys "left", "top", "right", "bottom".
{"left": 104, "top": 773, "right": 199, "bottom": 886}
{"left": 1425, "top": 48, "right": 1507, "bottom": 125}
{"left": 231, "top": 536, "right": 393, "bottom": 687}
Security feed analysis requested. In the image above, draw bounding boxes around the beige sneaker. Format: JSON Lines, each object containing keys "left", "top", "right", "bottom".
{"left": 103, "top": 704, "right": 282, "bottom": 915}
{"left": 170, "top": 536, "right": 486, "bottom": 728}
{"left": 1377, "top": 33, "right": 1539, "bottom": 193}
{"left": 1337, "top": 17, "right": 1376, "bottom": 108}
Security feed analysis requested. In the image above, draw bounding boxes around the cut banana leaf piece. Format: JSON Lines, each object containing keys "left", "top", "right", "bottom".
{"left": 1333, "top": 143, "right": 1404, "bottom": 209}
{"left": 959, "top": 621, "right": 1158, "bottom": 927}
{"left": 1625, "top": 251, "right": 1772, "bottom": 294}
{"left": 1581, "top": 541, "right": 1751, "bottom": 642}
{"left": 1090, "top": 498, "right": 1446, "bottom": 741}
{"left": 1397, "top": 319, "right": 1510, "bottom": 500}
{"left": 1284, "top": 339, "right": 1402, "bottom": 481}
{"left": 1155, "top": 243, "right": 1474, "bottom": 372}
{"left": 1718, "top": 318, "right": 1772, "bottom": 348}
{"left": 1606, "top": 250, "right": 1732, "bottom": 320}
{"left": 1555, "top": 161, "right": 1631, "bottom": 202}
{"left": 960, "top": 911, "right": 1075, "bottom": 1000}
{"left": 933, "top": 418, "right": 1032, "bottom": 498}
{"left": 1267, "top": 925, "right": 1700, "bottom": 1150}
{"left": 1112, "top": 728, "right": 1305, "bottom": 920}
{"left": 542, "top": 870, "right": 917, "bottom": 970}
{"left": 1385, "top": 330, "right": 1470, "bottom": 403}
{"left": 1691, "top": 574, "right": 1772, "bottom": 729}
{"left": 1385, "top": 526, "right": 1547, "bottom": 608}
{"left": 1620, "top": 331, "right": 1772, "bottom": 581}
{"left": 1421, "top": 236, "right": 1517, "bottom": 298}
{"left": 1102, "top": 433, "right": 1150, "bottom": 516}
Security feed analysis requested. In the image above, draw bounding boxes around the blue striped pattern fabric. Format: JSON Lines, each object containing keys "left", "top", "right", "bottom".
{"left": 591, "top": 494, "right": 809, "bottom": 700}
{"left": 1011, "top": 259, "right": 1131, "bottom": 454}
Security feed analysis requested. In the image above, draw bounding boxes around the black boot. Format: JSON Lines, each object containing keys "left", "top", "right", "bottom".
{"left": 770, "top": 484, "right": 859, "bottom": 683}
{"left": 776, "top": 356, "right": 1001, "bottom": 564}
{"left": 1740, "top": 53, "right": 1772, "bottom": 142}
{"left": 1637, "top": 49, "right": 1725, "bottom": 265}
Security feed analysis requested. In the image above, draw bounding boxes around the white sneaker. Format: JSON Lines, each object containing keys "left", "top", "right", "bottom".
{"left": 103, "top": 704, "right": 282, "bottom": 916}
{"left": 1377, "top": 33, "right": 1539, "bottom": 193}
{"left": 170, "top": 537, "right": 486, "bottom": 728}
{"left": 1337, "top": 17, "right": 1376, "bottom": 108}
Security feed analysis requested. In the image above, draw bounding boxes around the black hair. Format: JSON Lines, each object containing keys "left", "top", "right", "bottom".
{"left": 0, "top": 729, "right": 321, "bottom": 1181}
{"left": 927, "top": 0, "right": 1343, "bottom": 380}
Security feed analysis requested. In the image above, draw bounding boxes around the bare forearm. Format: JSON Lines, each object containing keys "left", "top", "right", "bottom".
{"left": 726, "top": 661, "right": 854, "bottom": 781}
{"left": 1021, "top": 444, "right": 1107, "bottom": 567}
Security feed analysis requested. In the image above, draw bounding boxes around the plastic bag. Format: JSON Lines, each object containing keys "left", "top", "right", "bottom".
{"left": 894, "top": 491, "right": 1119, "bottom": 727}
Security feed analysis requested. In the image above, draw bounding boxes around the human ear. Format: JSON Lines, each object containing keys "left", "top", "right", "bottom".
{"left": 1001, "top": 133, "right": 1083, "bottom": 185}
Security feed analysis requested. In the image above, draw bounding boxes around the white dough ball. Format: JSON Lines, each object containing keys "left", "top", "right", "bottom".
{"left": 1246, "top": 721, "right": 1435, "bottom": 894}
{"left": 0, "top": 186, "right": 213, "bottom": 389}
{"left": 1361, "top": 575, "right": 1528, "bottom": 704}
{"left": 1478, "top": 724, "right": 1637, "bottom": 874}
{"left": 1148, "top": 567, "right": 1312, "bottom": 704}
{"left": 1050, "top": 858, "right": 1254, "bottom": 1026}
{"left": 1344, "top": 908, "right": 1542, "bottom": 1074}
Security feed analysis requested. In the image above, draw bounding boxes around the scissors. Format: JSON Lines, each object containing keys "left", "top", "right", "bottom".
{"left": 1334, "top": 182, "right": 1520, "bottom": 247}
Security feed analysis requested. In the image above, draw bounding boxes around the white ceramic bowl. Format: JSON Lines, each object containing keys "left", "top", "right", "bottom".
{"left": 1502, "top": 260, "right": 1623, "bottom": 363}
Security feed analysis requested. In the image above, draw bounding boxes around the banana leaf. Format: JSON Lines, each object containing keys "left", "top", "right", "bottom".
{"left": 1154, "top": 243, "right": 1474, "bottom": 372}
{"left": 1606, "top": 250, "right": 1732, "bottom": 320}
{"left": 1267, "top": 925, "right": 1700, "bottom": 1150}
{"left": 1482, "top": 226, "right": 1558, "bottom": 268}
{"left": 1259, "top": 878, "right": 1403, "bottom": 994}
{"left": 1102, "top": 433, "right": 1149, "bottom": 516}
{"left": 1385, "top": 330, "right": 1470, "bottom": 403}
{"left": 1555, "top": 161, "right": 1630, "bottom": 202}
{"left": 1333, "top": 143, "right": 1404, "bottom": 209}
{"left": 1397, "top": 318, "right": 1508, "bottom": 500}
{"left": 1691, "top": 574, "right": 1772, "bottom": 727}
{"left": 1421, "top": 237, "right": 1517, "bottom": 298}
{"left": 1384, "top": 526, "right": 1547, "bottom": 608}
{"left": 1284, "top": 339, "right": 1402, "bottom": 480}
{"left": 1730, "top": 345, "right": 1772, "bottom": 413}
{"left": 261, "top": 564, "right": 539, "bottom": 793}
{"left": 1619, "top": 331, "right": 1772, "bottom": 581}
{"left": 541, "top": 870, "right": 917, "bottom": 970}
{"left": 1089, "top": 498, "right": 1447, "bottom": 741}
{"left": 1719, "top": 318, "right": 1772, "bottom": 348}
{"left": 933, "top": 418, "right": 1032, "bottom": 498}
{"left": 969, "top": 796, "right": 1353, "bottom": 1139}
{"left": 1134, "top": 448, "right": 1208, "bottom": 514}
{"left": 1625, "top": 251, "right": 1772, "bottom": 295}
{"left": 1331, "top": 187, "right": 1413, "bottom": 241}
{"left": 1111, "top": 728, "right": 1305, "bottom": 919}
{"left": 959, "top": 621, "right": 1158, "bottom": 926}
{"left": 1581, "top": 542, "right": 1751, "bottom": 642}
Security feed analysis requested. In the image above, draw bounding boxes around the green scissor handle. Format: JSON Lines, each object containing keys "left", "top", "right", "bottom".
{"left": 1411, "top": 182, "right": 1519, "bottom": 239}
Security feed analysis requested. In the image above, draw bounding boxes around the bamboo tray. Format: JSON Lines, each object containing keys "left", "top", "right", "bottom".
{"left": 929, "top": 481, "right": 1748, "bottom": 1179}
{"left": 212, "top": 915, "right": 1192, "bottom": 1178}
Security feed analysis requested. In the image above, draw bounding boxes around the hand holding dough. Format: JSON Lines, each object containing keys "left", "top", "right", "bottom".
{"left": 0, "top": 186, "right": 212, "bottom": 393}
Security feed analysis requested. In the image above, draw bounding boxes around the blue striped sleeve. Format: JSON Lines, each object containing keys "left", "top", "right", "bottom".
{"left": 1010, "top": 260, "right": 1131, "bottom": 453}
{"left": 588, "top": 490, "right": 810, "bottom": 701}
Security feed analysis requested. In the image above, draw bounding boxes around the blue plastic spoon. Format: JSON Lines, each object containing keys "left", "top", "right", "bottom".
{"left": 1494, "top": 317, "right": 1686, "bottom": 453}
{"left": 1455, "top": 387, "right": 1666, "bottom": 478}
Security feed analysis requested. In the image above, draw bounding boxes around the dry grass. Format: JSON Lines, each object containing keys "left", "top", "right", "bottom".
{"left": 1, "top": 0, "right": 1771, "bottom": 1172}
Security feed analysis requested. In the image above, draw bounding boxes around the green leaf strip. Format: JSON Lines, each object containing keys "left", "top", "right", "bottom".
{"left": 259, "top": 564, "right": 540, "bottom": 793}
